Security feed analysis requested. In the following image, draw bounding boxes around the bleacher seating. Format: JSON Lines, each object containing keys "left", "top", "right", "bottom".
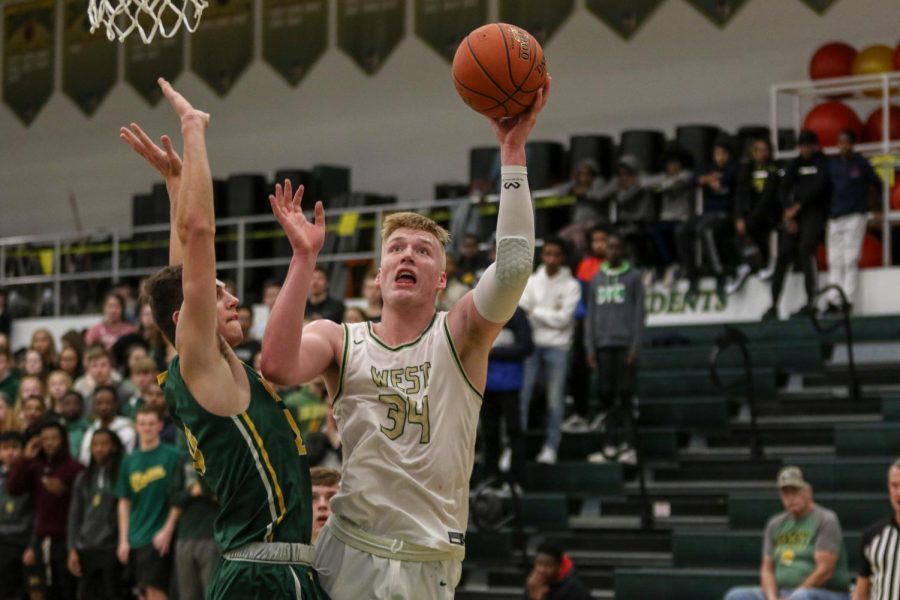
{"left": 458, "top": 315, "right": 900, "bottom": 600}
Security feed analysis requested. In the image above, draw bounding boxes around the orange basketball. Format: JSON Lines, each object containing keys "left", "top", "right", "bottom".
{"left": 452, "top": 23, "right": 547, "bottom": 119}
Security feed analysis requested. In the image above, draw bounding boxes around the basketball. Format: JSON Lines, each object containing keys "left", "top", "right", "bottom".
{"left": 452, "top": 23, "right": 547, "bottom": 119}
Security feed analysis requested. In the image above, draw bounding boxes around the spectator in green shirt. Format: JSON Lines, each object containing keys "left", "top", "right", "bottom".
{"left": 282, "top": 376, "right": 328, "bottom": 440}
{"left": 115, "top": 405, "right": 183, "bottom": 600}
{"left": 724, "top": 466, "right": 851, "bottom": 600}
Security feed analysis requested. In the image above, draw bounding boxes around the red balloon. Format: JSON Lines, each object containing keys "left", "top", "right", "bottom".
{"left": 803, "top": 101, "right": 864, "bottom": 147}
{"left": 859, "top": 234, "right": 883, "bottom": 269}
{"left": 864, "top": 106, "right": 900, "bottom": 142}
{"left": 810, "top": 42, "right": 857, "bottom": 80}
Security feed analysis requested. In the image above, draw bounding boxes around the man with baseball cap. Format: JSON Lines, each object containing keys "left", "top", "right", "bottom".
{"left": 724, "top": 466, "right": 851, "bottom": 600}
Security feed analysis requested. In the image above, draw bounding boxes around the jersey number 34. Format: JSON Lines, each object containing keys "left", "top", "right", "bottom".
{"left": 378, "top": 394, "right": 430, "bottom": 444}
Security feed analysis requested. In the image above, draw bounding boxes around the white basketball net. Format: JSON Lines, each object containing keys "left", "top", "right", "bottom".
{"left": 88, "top": 0, "right": 209, "bottom": 44}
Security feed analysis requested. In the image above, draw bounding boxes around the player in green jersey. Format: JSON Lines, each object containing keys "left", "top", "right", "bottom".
{"left": 120, "top": 79, "right": 327, "bottom": 599}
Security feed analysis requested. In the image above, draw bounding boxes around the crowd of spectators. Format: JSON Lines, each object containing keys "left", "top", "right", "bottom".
{"left": 0, "top": 125, "right": 889, "bottom": 599}
{"left": 557, "top": 129, "right": 882, "bottom": 319}
{"left": 0, "top": 280, "right": 344, "bottom": 599}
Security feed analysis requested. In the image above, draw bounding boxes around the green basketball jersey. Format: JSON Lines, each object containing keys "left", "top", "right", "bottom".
{"left": 160, "top": 356, "right": 312, "bottom": 552}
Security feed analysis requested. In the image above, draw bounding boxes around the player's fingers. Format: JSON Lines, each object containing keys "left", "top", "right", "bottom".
{"left": 160, "top": 136, "right": 182, "bottom": 166}
{"left": 293, "top": 184, "right": 305, "bottom": 212}
{"left": 119, "top": 127, "right": 142, "bottom": 151}
{"left": 130, "top": 123, "right": 158, "bottom": 153}
{"left": 282, "top": 180, "right": 293, "bottom": 212}
{"left": 314, "top": 201, "right": 325, "bottom": 228}
{"left": 158, "top": 77, "right": 192, "bottom": 116}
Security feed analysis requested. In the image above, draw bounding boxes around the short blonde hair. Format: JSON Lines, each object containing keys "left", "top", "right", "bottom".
{"left": 382, "top": 212, "right": 450, "bottom": 248}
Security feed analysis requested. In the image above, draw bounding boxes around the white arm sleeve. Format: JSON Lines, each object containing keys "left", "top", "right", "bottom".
{"left": 473, "top": 166, "right": 535, "bottom": 323}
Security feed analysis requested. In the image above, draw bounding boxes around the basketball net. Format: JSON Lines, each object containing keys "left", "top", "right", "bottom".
{"left": 88, "top": 0, "right": 208, "bottom": 44}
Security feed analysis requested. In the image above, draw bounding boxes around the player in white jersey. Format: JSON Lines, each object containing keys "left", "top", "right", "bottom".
{"left": 261, "top": 77, "right": 550, "bottom": 599}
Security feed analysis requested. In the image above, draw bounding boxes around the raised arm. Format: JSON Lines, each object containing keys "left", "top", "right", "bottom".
{"left": 120, "top": 122, "right": 184, "bottom": 265}
{"left": 448, "top": 78, "right": 550, "bottom": 350}
{"left": 259, "top": 181, "right": 340, "bottom": 387}
{"left": 157, "top": 79, "right": 244, "bottom": 416}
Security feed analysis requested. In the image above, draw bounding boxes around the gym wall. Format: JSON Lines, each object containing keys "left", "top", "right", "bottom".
{"left": 0, "top": 0, "right": 895, "bottom": 236}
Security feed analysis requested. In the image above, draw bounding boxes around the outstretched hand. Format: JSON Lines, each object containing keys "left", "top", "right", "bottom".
{"left": 489, "top": 76, "right": 551, "bottom": 149}
{"left": 158, "top": 77, "right": 209, "bottom": 129}
{"left": 269, "top": 179, "right": 326, "bottom": 257}
{"left": 120, "top": 122, "right": 182, "bottom": 183}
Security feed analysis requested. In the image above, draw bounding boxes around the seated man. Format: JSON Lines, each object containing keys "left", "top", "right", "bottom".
{"left": 525, "top": 540, "right": 591, "bottom": 600}
{"left": 724, "top": 467, "right": 851, "bottom": 600}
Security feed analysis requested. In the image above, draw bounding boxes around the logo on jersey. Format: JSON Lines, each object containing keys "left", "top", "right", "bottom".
{"left": 448, "top": 532, "right": 465, "bottom": 546}
{"left": 594, "top": 283, "right": 625, "bottom": 305}
{"left": 129, "top": 466, "right": 167, "bottom": 494}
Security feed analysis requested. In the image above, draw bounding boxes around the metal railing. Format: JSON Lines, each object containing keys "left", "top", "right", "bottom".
{"left": 808, "top": 284, "right": 861, "bottom": 403}
{"left": 710, "top": 326, "right": 762, "bottom": 459}
{"left": 0, "top": 190, "right": 574, "bottom": 316}
{"left": 770, "top": 70, "right": 900, "bottom": 266}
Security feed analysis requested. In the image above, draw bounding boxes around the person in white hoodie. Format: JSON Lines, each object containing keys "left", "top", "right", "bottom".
{"left": 79, "top": 385, "right": 136, "bottom": 464}
{"left": 519, "top": 238, "right": 582, "bottom": 464}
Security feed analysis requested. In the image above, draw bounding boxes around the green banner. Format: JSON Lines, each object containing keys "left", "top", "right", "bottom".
{"left": 798, "top": 0, "right": 838, "bottom": 14}
{"left": 263, "top": 0, "right": 327, "bottom": 86}
{"left": 337, "top": 0, "right": 405, "bottom": 75}
{"left": 684, "top": 0, "right": 747, "bottom": 27}
{"left": 2, "top": 0, "right": 55, "bottom": 126}
{"left": 191, "top": 0, "right": 253, "bottom": 96}
{"left": 62, "top": 0, "right": 117, "bottom": 116}
{"left": 415, "top": 0, "right": 487, "bottom": 63}
{"left": 124, "top": 12, "right": 183, "bottom": 106}
{"left": 498, "top": 0, "right": 573, "bottom": 45}
{"left": 586, "top": 0, "right": 664, "bottom": 40}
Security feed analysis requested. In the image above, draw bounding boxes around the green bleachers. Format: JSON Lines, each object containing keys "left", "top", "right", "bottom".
{"left": 465, "top": 530, "right": 514, "bottom": 562}
{"left": 615, "top": 567, "right": 756, "bottom": 600}
{"left": 729, "top": 493, "right": 888, "bottom": 530}
{"left": 641, "top": 340, "right": 822, "bottom": 372}
{"left": 523, "top": 462, "right": 622, "bottom": 494}
{"left": 524, "top": 431, "right": 600, "bottom": 460}
{"left": 787, "top": 457, "right": 893, "bottom": 492}
{"left": 883, "top": 396, "right": 900, "bottom": 421}
{"left": 517, "top": 494, "right": 568, "bottom": 530}
{"left": 835, "top": 423, "right": 900, "bottom": 456}
{"left": 640, "top": 397, "right": 730, "bottom": 430}
{"left": 638, "top": 368, "right": 775, "bottom": 397}
{"left": 673, "top": 530, "right": 861, "bottom": 570}
{"left": 646, "top": 315, "right": 900, "bottom": 346}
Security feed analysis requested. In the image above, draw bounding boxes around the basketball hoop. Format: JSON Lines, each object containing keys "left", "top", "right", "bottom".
{"left": 88, "top": 0, "right": 208, "bottom": 44}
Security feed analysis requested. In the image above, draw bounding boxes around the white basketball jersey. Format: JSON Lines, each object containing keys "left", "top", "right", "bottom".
{"left": 330, "top": 312, "right": 482, "bottom": 558}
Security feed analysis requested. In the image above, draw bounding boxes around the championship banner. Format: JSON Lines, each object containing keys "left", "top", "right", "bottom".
{"left": 684, "top": 0, "right": 747, "bottom": 27}
{"left": 124, "top": 12, "right": 183, "bottom": 105}
{"left": 2, "top": 0, "right": 55, "bottom": 126}
{"left": 797, "top": 0, "right": 838, "bottom": 14}
{"left": 337, "top": 0, "right": 405, "bottom": 75}
{"left": 497, "top": 0, "right": 573, "bottom": 45}
{"left": 586, "top": 0, "right": 665, "bottom": 41}
{"left": 191, "top": 0, "right": 253, "bottom": 96}
{"left": 262, "top": 0, "right": 327, "bottom": 86}
{"left": 415, "top": 0, "right": 487, "bottom": 63}
{"left": 62, "top": 0, "right": 117, "bottom": 116}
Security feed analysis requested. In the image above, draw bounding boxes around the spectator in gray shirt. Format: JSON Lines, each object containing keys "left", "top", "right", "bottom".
{"left": 584, "top": 232, "right": 645, "bottom": 463}
{"left": 724, "top": 466, "right": 851, "bottom": 600}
